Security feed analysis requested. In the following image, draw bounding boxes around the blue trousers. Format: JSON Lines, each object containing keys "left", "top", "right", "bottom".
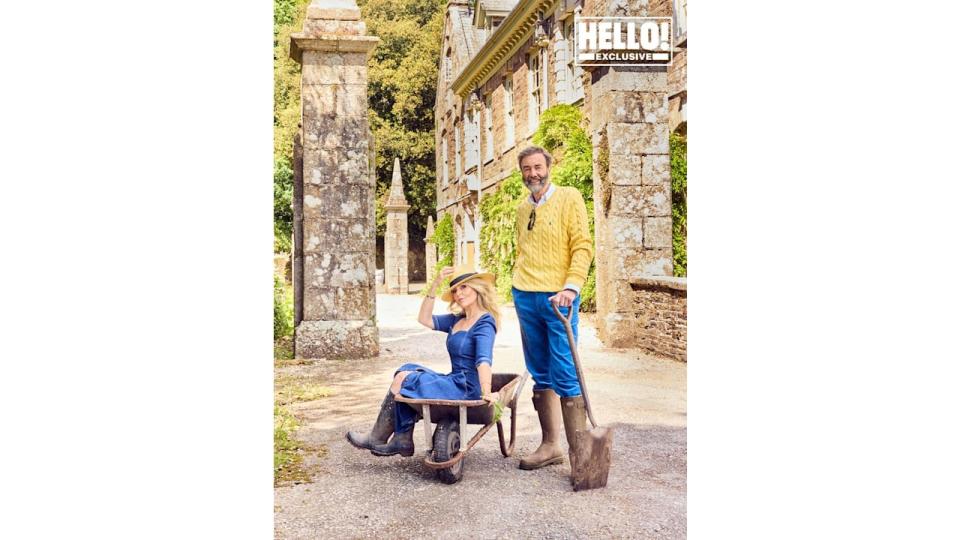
{"left": 512, "top": 288, "right": 582, "bottom": 398}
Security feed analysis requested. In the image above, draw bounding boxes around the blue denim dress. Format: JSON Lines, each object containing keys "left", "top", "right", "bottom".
{"left": 393, "top": 312, "right": 496, "bottom": 433}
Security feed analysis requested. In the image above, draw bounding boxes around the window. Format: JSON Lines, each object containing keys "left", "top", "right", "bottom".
{"left": 563, "top": 18, "right": 584, "bottom": 103}
{"left": 528, "top": 53, "right": 542, "bottom": 133}
{"left": 483, "top": 94, "right": 494, "bottom": 162}
{"left": 441, "top": 135, "right": 449, "bottom": 185}
{"left": 454, "top": 122, "right": 462, "bottom": 177}
{"left": 444, "top": 52, "right": 452, "bottom": 83}
{"left": 673, "top": 0, "right": 687, "bottom": 43}
{"left": 503, "top": 76, "right": 515, "bottom": 148}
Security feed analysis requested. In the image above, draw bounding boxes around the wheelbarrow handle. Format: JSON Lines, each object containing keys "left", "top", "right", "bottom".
{"left": 550, "top": 301, "right": 599, "bottom": 429}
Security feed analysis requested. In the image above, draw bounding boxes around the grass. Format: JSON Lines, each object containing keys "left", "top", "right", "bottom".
{"left": 275, "top": 377, "right": 335, "bottom": 406}
{"left": 274, "top": 405, "right": 302, "bottom": 475}
{"left": 274, "top": 339, "right": 334, "bottom": 486}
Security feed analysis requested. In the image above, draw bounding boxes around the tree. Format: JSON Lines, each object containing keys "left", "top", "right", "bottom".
{"left": 360, "top": 0, "right": 445, "bottom": 240}
{"left": 273, "top": 0, "right": 445, "bottom": 252}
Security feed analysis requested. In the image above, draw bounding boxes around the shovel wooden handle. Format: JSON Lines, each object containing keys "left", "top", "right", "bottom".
{"left": 551, "top": 301, "right": 599, "bottom": 429}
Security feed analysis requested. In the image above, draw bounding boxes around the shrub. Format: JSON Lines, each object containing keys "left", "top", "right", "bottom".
{"left": 274, "top": 157, "right": 294, "bottom": 253}
{"left": 670, "top": 132, "right": 687, "bottom": 277}
{"left": 479, "top": 171, "right": 526, "bottom": 301}
{"left": 431, "top": 212, "right": 455, "bottom": 269}
{"left": 274, "top": 274, "right": 294, "bottom": 339}
{"left": 423, "top": 213, "right": 455, "bottom": 294}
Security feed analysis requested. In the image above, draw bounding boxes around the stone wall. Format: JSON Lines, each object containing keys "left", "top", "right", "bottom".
{"left": 619, "top": 277, "right": 686, "bottom": 362}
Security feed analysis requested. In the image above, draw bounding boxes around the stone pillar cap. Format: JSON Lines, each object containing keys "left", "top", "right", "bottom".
{"left": 290, "top": 34, "right": 379, "bottom": 62}
{"left": 385, "top": 157, "right": 410, "bottom": 210}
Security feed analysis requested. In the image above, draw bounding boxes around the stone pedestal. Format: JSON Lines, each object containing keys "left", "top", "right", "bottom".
{"left": 384, "top": 157, "right": 410, "bottom": 294}
{"left": 424, "top": 215, "right": 437, "bottom": 281}
{"left": 291, "top": 0, "right": 379, "bottom": 359}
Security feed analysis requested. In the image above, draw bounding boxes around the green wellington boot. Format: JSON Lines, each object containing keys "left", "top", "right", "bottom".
{"left": 519, "top": 389, "right": 566, "bottom": 470}
{"left": 560, "top": 395, "right": 588, "bottom": 482}
{"left": 346, "top": 392, "right": 396, "bottom": 451}
{"left": 369, "top": 429, "right": 415, "bottom": 457}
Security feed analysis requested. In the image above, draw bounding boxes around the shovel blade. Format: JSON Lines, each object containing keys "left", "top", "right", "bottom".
{"left": 570, "top": 426, "right": 614, "bottom": 491}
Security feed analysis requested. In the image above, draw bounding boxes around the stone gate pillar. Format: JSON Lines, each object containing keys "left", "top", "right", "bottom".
{"left": 290, "top": 0, "right": 379, "bottom": 358}
{"left": 590, "top": 64, "right": 673, "bottom": 346}
{"left": 424, "top": 215, "right": 437, "bottom": 281}
{"left": 384, "top": 157, "right": 410, "bottom": 294}
{"left": 584, "top": 4, "right": 674, "bottom": 346}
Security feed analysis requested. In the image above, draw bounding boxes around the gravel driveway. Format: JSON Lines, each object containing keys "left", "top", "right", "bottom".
{"left": 275, "top": 294, "right": 686, "bottom": 539}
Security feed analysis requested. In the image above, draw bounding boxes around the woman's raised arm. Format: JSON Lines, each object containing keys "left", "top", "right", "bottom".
{"left": 417, "top": 266, "right": 454, "bottom": 329}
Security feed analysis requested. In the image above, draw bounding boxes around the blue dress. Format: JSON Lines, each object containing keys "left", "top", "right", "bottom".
{"left": 393, "top": 312, "right": 497, "bottom": 433}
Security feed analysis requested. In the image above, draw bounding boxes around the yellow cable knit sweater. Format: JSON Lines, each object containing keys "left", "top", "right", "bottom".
{"left": 513, "top": 185, "right": 594, "bottom": 292}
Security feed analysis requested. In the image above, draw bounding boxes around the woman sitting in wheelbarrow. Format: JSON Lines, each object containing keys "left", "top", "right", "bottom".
{"left": 346, "top": 264, "right": 501, "bottom": 457}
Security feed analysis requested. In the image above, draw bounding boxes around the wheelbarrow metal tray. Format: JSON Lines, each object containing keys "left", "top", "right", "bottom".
{"left": 395, "top": 372, "right": 524, "bottom": 425}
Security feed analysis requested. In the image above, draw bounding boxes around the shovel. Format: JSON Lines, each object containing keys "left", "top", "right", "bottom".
{"left": 552, "top": 301, "right": 614, "bottom": 491}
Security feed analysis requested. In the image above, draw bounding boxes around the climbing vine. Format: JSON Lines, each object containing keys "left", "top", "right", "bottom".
{"left": 479, "top": 171, "right": 526, "bottom": 300}
{"left": 670, "top": 132, "right": 687, "bottom": 277}
{"left": 422, "top": 212, "right": 455, "bottom": 295}
{"left": 479, "top": 104, "right": 598, "bottom": 310}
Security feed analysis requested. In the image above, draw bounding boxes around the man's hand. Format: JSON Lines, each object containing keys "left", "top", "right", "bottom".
{"left": 548, "top": 289, "right": 577, "bottom": 308}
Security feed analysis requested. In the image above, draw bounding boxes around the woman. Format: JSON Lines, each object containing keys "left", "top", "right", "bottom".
{"left": 346, "top": 264, "right": 502, "bottom": 457}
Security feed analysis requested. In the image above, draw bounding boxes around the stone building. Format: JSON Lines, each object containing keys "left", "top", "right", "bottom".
{"left": 434, "top": 0, "right": 688, "bottom": 358}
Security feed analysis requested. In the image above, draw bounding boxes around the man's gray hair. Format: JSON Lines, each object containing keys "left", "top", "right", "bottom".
{"left": 517, "top": 145, "right": 552, "bottom": 168}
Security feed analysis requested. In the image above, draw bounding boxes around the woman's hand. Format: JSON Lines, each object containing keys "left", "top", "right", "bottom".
{"left": 482, "top": 391, "right": 499, "bottom": 404}
{"left": 434, "top": 266, "right": 454, "bottom": 285}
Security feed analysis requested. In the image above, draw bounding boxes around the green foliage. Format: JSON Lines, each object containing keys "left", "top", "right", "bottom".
{"left": 479, "top": 172, "right": 525, "bottom": 301}
{"left": 423, "top": 213, "right": 455, "bottom": 294}
{"left": 533, "top": 105, "right": 586, "bottom": 157}
{"left": 273, "top": 0, "right": 445, "bottom": 255}
{"left": 274, "top": 0, "right": 310, "bottom": 254}
{"left": 670, "top": 132, "right": 687, "bottom": 277}
{"left": 274, "top": 158, "right": 294, "bottom": 252}
{"left": 431, "top": 213, "right": 455, "bottom": 268}
{"left": 274, "top": 405, "right": 301, "bottom": 472}
{"left": 274, "top": 274, "right": 294, "bottom": 339}
{"left": 274, "top": 0, "right": 299, "bottom": 40}
{"left": 360, "top": 0, "right": 445, "bottom": 239}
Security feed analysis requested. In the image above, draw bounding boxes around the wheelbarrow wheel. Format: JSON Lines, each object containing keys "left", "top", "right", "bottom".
{"left": 432, "top": 419, "right": 463, "bottom": 484}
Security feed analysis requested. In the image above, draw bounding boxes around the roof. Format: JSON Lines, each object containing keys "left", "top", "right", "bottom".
{"left": 477, "top": 0, "right": 518, "bottom": 14}
{"left": 448, "top": 4, "right": 484, "bottom": 77}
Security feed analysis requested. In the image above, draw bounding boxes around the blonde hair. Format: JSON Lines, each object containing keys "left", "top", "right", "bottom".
{"left": 447, "top": 279, "right": 502, "bottom": 331}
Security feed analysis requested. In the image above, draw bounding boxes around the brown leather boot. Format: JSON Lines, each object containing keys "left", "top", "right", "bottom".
{"left": 518, "top": 389, "right": 565, "bottom": 470}
{"left": 561, "top": 395, "right": 588, "bottom": 481}
{"left": 346, "top": 392, "right": 395, "bottom": 451}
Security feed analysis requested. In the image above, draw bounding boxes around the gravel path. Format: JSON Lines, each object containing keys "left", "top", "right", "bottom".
{"left": 275, "top": 294, "right": 686, "bottom": 539}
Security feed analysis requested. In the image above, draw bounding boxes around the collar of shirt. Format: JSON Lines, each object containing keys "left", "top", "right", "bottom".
{"left": 528, "top": 183, "right": 555, "bottom": 207}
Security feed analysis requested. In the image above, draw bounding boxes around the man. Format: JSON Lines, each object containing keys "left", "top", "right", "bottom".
{"left": 512, "top": 146, "right": 594, "bottom": 472}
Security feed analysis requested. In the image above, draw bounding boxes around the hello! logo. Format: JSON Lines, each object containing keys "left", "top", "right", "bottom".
{"left": 575, "top": 17, "right": 673, "bottom": 66}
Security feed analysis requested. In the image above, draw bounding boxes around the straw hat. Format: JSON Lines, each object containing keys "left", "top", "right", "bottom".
{"left": 440, "top": 264, "right": 496, "bottom": 302}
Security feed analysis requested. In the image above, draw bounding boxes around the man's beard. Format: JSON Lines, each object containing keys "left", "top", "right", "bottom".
{"left": 523, "top": 173, "right": 549, "bottom": 194}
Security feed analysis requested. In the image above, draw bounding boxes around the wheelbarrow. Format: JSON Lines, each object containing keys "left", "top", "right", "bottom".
{"left": 394, "top": 371, "right": 528, "bottom": 484}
